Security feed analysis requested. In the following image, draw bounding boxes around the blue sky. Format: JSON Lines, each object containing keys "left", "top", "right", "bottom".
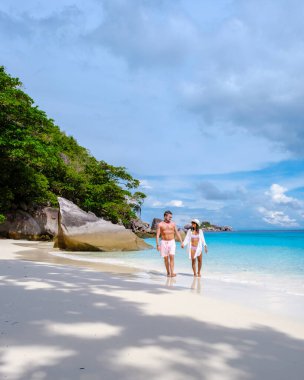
{"left": 1, "top": 0, "right": 304, "bottom": 229}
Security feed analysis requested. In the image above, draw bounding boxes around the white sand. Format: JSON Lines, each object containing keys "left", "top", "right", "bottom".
{"left": 1, "top": 239, "right": 304, "bottom": 380}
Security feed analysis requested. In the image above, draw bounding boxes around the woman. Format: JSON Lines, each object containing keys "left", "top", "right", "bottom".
{"left": 182, "top": 219, "right": 208, "bottom": 277}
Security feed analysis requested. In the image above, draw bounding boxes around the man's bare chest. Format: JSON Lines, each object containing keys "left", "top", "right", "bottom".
{"left": 160, "top": 223, "right": 174, "bottom": 233}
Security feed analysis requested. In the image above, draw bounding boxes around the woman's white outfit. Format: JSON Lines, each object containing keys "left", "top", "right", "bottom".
{"left": 183, "top": 229, "right": 207, "bottom": 259}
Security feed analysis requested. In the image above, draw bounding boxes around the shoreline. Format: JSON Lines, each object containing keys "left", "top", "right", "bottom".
{"left": 1, "top": 239, "right": 304, "bottom": 379}
{"left": 4, "top": 239, "right": 304, "bottom": 322}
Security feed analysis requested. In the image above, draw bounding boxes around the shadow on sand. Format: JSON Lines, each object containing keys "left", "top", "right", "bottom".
{"left": 1, "top": 253, "right": 304, "bottom": 380}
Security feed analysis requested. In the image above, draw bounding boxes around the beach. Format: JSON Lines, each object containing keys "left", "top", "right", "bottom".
{"left": 1, "top": 239, "right": 304, "bottom": 380}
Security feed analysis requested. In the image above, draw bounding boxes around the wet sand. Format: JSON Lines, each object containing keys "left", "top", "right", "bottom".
{"left": 12, "top": 240, "right": 141, "bottom": 275}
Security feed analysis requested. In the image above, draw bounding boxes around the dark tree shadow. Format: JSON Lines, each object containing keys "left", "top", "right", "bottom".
{"left": 1, "top": 255, "right": 304, "bottom": 380}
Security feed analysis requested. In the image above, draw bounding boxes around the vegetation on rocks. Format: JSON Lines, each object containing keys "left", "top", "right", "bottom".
{"left": 201, "top": 221, "right": 212, "bottom": 228}
{"left": 0, "top": 66, "right": 146, "bottom": 226}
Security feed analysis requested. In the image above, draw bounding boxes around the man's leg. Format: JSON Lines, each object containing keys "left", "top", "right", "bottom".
{"left": 164, "top": 256, "right": 170, "bottom": 276}
{"left": 169, "top": 254, "right": 176, "bottom": 277}
{"left": 197, "top": 254, "right": 202, "bottom": 277}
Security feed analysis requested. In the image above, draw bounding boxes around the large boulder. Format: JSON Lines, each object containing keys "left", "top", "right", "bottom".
{"left": 0, "top": 207, "right": 58, "bottom": 240}
{"left": 131, "top": 218, "right": 155, "bottom": 238}
{"left": 54, "top": 197, "right": 152, "bottom": 251}
{"left": 151, "top": 218, "right": 162, "bottom": 231}
{"left": 33, "top": 207, "right": 59, "bottom": 236}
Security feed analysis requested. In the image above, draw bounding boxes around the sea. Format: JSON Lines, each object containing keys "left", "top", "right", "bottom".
{"left": 52, "top": 230, "right": 304, "bottom": 318}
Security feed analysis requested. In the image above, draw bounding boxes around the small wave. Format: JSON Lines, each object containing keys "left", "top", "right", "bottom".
{"left": 50, "top": 252, "right": 304, "bottom": 297}
{"left": 202, "top": 273, "right": 304, "bottom": 296}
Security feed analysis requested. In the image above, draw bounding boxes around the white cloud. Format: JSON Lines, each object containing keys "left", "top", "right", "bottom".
{"left": 172, "top": 214, "right": 193, "bottom": 226}
{"left": 151, "top": 200, "right": 162, "bottom": 207}
{"left": 91, "top": 0, "right": 199, "bottom": 68}
{"left": 265, "top": 184, "right": 302, "bottom": 208}
{"left": 266, "top": 184, "right": 294, "bottom": 204}
{"left": 139, "top": 179, "right": 152, "bottom": 189}
{"left": 258, "top": 207, "right": 298, "bottom": 227}
{"left": 179, "top": 1, "right": 304, "bottom": 157}
{"left": 150, "top": 199, "right": 184, "bottom": 208}
{"left": 197, "top": 181, "right": 247, "bottom": 200}
{"left": 168, "top": 200, "right": 184, "bottom": 207}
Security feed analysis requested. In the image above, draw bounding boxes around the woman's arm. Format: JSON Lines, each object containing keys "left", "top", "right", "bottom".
{"left": 182, "top": 230, "right": 191, "bottom": 247}
{"left": 200, "top": 230, "right": 208, "bottom": 253}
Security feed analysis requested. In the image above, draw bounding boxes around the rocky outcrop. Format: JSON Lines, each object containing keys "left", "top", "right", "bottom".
{"left": 183, "top": 222, "right": 233, "bottom": 232}
{"left": 54, "top": 197, "right": 152, "bottom": 251}
{"left": 151, "top": 218, "right": 162, "bottom": 231}
{"left": 130, "top": 219, "right": 155, "bottom": 238}
{"left": 202, "top": 224, "right": 233, "bottom": 232}
{"left": 0, "top": 207, "right": 58, "bottom": 240}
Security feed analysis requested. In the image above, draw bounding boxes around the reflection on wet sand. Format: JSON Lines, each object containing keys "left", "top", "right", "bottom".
{"left": 13, "top": 241, "right": 205, "bottom": 293}
{"left": 165, "top": 276, "right": 177, "bottom": 287}
{"left": 190, "top": 276, "right": 202, "bottom": 294}
{"left": 163, "top": 273, "right": 203, "bottom": 293}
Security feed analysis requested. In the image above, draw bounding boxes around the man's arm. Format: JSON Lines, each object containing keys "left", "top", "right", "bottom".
{"left": 156, "top": 223, "right": 161, "bottom": 251}
{"left": 174, "top": 224, "right": 183, "bottom": 243}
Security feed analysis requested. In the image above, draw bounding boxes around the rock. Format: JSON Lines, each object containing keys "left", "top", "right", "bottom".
{"left": 177, "top": 228, "right": 186, "bottom": 241}
{"left": 184, "top": 223, "right": 192, "bottom": 230}
{"left": 220, "top": 226, "right": 233, "bottom": 231}
{"left": 131, "top": 218, "right": 156, "bottom": 238}
{"left": 33, "top": 207, "right": 59, "bottom": 236}
{"left": 54, "top": 197, "right": 152, "bottom": 251}
{"left": 201, "top": 225, "right": 233, "bottom": 232}
{"left": 19, "top": 202, "right": 28, "bottom": 211}
{"left": 0, "top": 210, "right": 41, "bottom": 240}
{"left": 131, "top": 218, "right": 150, "bottom": 232}
{"left": 151, "top": 218, "right": 162, "bottom": 231}
{"left": 135, "top": 231, "right": 156, "bottom": 239}
{"left": 0, "top": 207, "right": 58, "bottom": 240}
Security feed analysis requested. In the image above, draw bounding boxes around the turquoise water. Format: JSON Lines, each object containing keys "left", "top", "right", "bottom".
{"left": 53, "top": 231, "right": 304, "bottom": 296}
{"left": 199, "top": 231, "right": 304, "bottom": 276}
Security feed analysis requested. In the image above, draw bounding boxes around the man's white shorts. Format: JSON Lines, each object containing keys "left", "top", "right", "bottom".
{"left": 160, "top": 239, "right": 176, "bottom": 257}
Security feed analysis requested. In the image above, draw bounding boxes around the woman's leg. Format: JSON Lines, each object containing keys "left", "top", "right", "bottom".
{"left": 191, "top": 258, "right": 197, "bottom": 276}
{"left": 191, "top": 247, "right": 197, "bottom": 276}
{"left": 197, "top": 254, "right": 202, "bottom": 276}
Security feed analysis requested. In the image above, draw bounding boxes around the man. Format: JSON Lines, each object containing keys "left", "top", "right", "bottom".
{"left": 156, "top": 210, "right": 183, "bottom": 277}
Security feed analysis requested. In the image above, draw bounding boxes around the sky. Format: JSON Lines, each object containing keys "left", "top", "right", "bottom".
{"left": 1, "top": 0, "right": 304, "bottom": 229}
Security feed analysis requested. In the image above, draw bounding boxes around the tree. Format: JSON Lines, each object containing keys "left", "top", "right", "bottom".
{"left": 0, "top": 66, "right": 145, "bottom": 225}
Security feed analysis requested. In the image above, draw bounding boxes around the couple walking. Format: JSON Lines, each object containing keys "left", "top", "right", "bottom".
{"left": 156, "top": 210, "right": 208, "bottom": 277}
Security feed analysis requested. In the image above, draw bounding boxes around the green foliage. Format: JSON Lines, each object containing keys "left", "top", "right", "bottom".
{"left": 201, "top": 221, "right": 212, "bottom": 228}
{"left": 0, "top": 66, "right": 145, "bottom": 225}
